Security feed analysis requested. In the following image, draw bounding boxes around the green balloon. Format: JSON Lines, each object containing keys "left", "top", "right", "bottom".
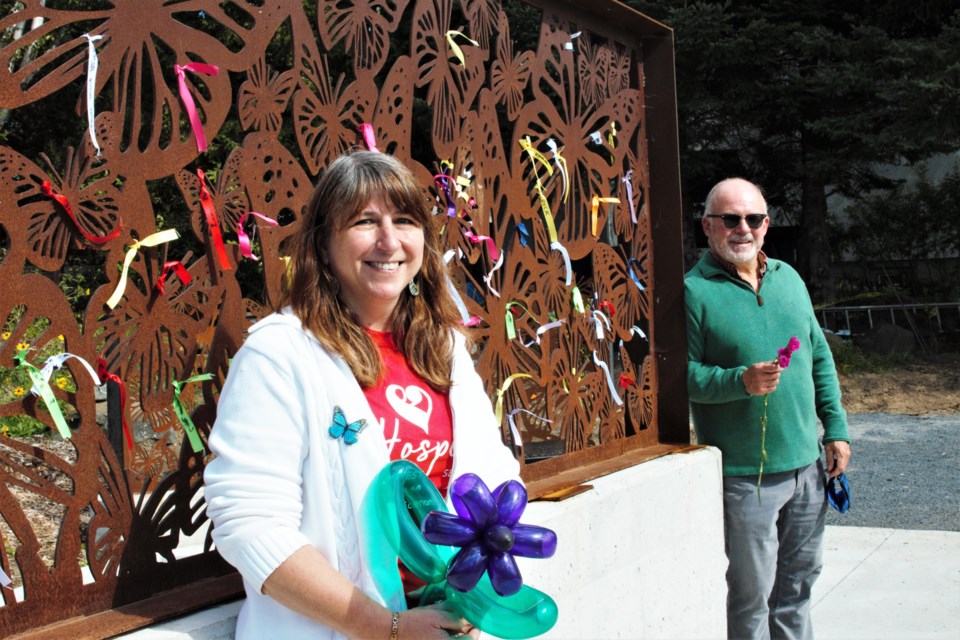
{"left": 362, "top": 461, "right": 558, "bottom": 639}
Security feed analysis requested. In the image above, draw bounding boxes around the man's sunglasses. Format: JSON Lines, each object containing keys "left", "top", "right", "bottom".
{"left": 705, "top": 213, "right": 767, "bottom": 229}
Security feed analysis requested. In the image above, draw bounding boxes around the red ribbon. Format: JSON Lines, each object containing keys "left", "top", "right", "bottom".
{"left": 174, "top": 62, "right": 219, "bottom": 152}
{"left": 96, "top": 357, "right": 132, "bottom": 450}
{"left": 154, "top": 260, "right": 192, "bottom": 295}
{"left": 41, "top": 180, "right": 121, "bottom": 244}
{"left": 618, "top": 374, "right": 636, "bottom": 389}
{"left": 196, "top": 169, "right": 231, "bottom": 271}
{"left": 599, "top": 300, "right": 615, "bottom": 317}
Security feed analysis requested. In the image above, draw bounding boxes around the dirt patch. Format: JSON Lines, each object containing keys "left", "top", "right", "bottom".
{"left": 839, "top": 356, "right": 960, "bottom": 415}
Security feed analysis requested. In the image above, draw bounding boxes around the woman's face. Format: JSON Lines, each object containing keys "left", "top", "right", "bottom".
{"left": 326, "top": 198, "right": 425, "bottom": 331}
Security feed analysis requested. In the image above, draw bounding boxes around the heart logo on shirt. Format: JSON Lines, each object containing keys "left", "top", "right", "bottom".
{"left": 385, "top": 384, "right": 433, "bottom": 434}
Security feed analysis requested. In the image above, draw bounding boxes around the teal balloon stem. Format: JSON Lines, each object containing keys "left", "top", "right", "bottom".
{"left": 363, "top": 461, "right": 558, "bottom": 639}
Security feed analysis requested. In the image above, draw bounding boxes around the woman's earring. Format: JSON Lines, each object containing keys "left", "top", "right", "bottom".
{"left": 323, "top": 270, "right": 340, "bottom": 295}
{"left": 408, "top": 278, "right": 420, "bottom": 297}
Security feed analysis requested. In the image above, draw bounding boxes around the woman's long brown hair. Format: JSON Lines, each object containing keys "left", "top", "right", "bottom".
{"left": 278, "top": 150, "right": 463, "bottom": 391}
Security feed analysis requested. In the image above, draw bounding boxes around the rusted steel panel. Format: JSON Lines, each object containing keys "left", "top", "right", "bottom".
{"left": 0, "top": 0, "right": 685, "bottom": 634}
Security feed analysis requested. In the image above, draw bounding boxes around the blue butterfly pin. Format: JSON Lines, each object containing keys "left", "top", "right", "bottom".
{"left": 329, "top": 406, "right": 367, "bottom": 445}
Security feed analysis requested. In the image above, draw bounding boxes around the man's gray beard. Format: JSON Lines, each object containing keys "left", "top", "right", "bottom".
{"left": 711, "top": 236, "right": 758, "bottom": 266}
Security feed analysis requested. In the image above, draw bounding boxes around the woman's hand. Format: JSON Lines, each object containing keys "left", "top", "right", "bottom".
{"left": 397, "top": 603, "right": 477, "bottom": 639}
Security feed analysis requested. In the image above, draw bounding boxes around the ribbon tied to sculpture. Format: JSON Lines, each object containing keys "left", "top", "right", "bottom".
{"left": 364, "top": 461, "right": 559, "bottom": 639}
{"left": 41, "top": 180, "right": 121, "bottom": 244}
{"left": 97, "top": 357, "right": 133, "bottom": 450}
{"left": 174, "top": 62, "right": 219, "bottom": 152}
{"left": 105, "top": 229, "right": 180, "bottom": 308}
{"left": 172, "top": 373, "right": 213, "bottom": 453}
{"left": 13, "top": 350, "right": 72, "bottom": 440}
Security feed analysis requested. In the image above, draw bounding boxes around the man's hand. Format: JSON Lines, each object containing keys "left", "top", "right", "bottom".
{"left": 825, "top": 440, "right": 851, "bottom": 478}
{"left": 741, "top": 362, "right": 781, "bottom": 395}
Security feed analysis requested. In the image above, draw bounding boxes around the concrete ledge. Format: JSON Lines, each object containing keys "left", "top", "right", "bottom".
{"left": 517, "top": 446, "right": 726, "bottom": 639}
{"left": 120, "top": 447, "right": 727, "bottom": 639}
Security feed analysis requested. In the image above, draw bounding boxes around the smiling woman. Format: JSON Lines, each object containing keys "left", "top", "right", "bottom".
{"left": 203, "top": 150, "right": 522, "bottom": 640}
{"left": 325, "top": 198, "right": 425, "bottom": 332}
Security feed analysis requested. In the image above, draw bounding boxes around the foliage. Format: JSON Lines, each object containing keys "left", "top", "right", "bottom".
{"left": 834, "top": 162, "right": 960, "bottom": 300}
{"left": 626, "top": 0, "right": 960, "bottom": 302}
{"left": 829, "top": 339, "right": 916, "bottom": 375}
{"left": 0, "top": 314, "right": 76, "bottom": 438}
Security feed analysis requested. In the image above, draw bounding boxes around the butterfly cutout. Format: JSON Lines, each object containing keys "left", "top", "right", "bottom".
{"left": 328, "top": 406, "right": 367, "bottom": 445}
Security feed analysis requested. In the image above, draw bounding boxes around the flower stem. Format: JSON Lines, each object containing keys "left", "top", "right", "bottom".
{"left": 757, "top": 393, "right": 769, "bottom": 503}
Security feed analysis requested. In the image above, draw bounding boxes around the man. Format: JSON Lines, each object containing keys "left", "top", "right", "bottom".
{"left": 685, "top": 178, "right": 851, "bottom": 640}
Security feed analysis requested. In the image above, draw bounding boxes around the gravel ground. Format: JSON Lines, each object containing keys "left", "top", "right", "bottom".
{"left": 825, "top": 413, "right": 960, "bottom": 532}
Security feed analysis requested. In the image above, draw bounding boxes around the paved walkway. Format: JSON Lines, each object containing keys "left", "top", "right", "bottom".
{"left": 122, "top": 525, "right": 960, "bottom": 640}
{"left": 813, "top": 525, "right": 960, "bottom": 640}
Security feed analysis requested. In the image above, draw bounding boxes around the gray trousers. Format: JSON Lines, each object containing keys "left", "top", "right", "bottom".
{"left": 723, "top": 459, "right": 827, "bottom": 640}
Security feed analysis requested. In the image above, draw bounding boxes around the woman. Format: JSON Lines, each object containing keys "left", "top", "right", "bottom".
{"left": 203, "top": 151, "right": 521, "bottom": 639}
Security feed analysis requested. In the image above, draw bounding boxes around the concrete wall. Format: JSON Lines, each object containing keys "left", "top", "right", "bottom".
{"left": 120, "top": 447, "right": 727, "bottom": 640}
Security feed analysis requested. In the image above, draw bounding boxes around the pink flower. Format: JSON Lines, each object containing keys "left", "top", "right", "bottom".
{"left": 777, "top": 336, "right": 800, "bottom": 369}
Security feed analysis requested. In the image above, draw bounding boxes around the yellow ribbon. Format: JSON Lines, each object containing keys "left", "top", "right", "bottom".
{"left": 607, "top": 122, "right": 618, "bottom": 165}
{"left": 445, "top": 30, "right": 479, "bottom": 67}
{"left": 106, "top": 229, "right": 180, "bottom": 309}
{"left": 519, "top": 136, "right": 554, "bottom": 188}
{"left": 591, "top": 196, "right": 621, "bottom": 236}
{"left": 494, "top": 373, "right": 532, "bottom": 426}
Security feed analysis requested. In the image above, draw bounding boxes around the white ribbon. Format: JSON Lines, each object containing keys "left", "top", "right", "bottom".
{"left": 592, "top": 310, "right": 611, "bottom": 341}
{"left": 443, "top": 251, "right": 480, "bottom": 327}
{"left": 593, "top": 350, "right": 623, "bottom": 406}
{"left": 545, "top": 138, "right": 569, "bottom": 203}
{"left": 34, "top": 352, "right": 102, "bottom": 395}
{"left": 564, "top": 31, "right": 583, "bottom": 51}
{"left": 482, "top": 250, "right": 505, "bottom": 298}
{"left": 84, "top": 34, "right": 103, "bottom": 155}
{"left": 550, "top": 241, "right": 572, "bottom": 286}
{"left": 519, "top": 319, "right": 565, "bottom": 347}
{"left": 507, "top": 408, "right": 553, "bottom": 448}
{"left": 631, "top": 325, "right": 647, "bottom": 340}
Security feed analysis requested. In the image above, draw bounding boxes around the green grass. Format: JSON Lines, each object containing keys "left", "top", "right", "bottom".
{"left": 830, "top": 340, "right": 917, "bottom": 375}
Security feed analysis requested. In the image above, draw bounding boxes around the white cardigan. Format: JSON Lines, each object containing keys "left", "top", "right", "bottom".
{"left": 204, "top": 312, "right": 521, "bottom": 640}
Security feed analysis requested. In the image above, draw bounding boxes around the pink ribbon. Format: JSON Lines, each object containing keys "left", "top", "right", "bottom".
{"left": 462, "top": 229, "right": 500, "bottom": 262}
{"left": 359, "top": 123, "right": 380, "bottom": 152}
{"left": 174, "top": 62, "right": 219, "bottom": 152}
{"left": 154, "top": 260, "right": 192, "bottom": 295}
{"left": 237, "top": 211, "right": 278, "bottom": 261}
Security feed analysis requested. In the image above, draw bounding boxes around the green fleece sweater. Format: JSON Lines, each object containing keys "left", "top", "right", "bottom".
{"left": 685, "top": 253, "right": 849, "bottom": 476}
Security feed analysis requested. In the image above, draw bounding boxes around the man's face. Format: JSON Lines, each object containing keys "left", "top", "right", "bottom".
{"left": 702, "top": 180, "right": 768, "bottom": 267}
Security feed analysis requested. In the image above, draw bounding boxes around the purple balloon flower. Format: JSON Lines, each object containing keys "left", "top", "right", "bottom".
{"left": 777, "top": 336, "right": 801, "bottom": 369}
{"left": 421, "top": 474, "right": 558, "bottom": 596}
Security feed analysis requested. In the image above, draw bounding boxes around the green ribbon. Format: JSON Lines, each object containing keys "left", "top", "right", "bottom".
{"left": 172, "top": 373, "right": 213, "bottom": 453}
{"left": 14, "top": 350, "right": 71, "bottom": 439}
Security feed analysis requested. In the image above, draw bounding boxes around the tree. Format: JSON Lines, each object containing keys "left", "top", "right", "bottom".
{"left": 836, "top": 162, "right": 960, "bottom": 300}
{"left": 626, "top": 0, "right": 960, "bottom": 303}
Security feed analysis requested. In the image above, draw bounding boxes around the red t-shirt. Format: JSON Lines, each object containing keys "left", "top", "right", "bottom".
{"left": 363, "top": 330, "right": 454, "bottom": 598}
{"left": 363, "top": 329, "right": 454, "bottom": 496}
